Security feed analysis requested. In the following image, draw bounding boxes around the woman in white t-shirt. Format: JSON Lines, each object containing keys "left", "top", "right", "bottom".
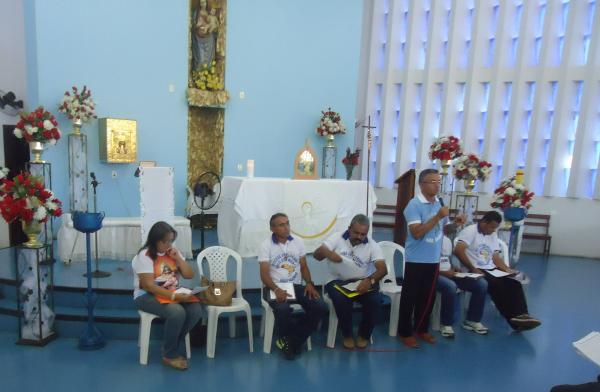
{"left": 132, "top": 221, "right": 203, "bottom": 370}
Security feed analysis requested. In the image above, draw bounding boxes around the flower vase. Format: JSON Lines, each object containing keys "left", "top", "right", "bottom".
{"left": 29, "top": 141, "right": 46, "bottom": 164}
{"left": 22, "top": 221, "right": 43, "bottom": 248}
{"left": 71, "top": 118, "right": 83, "bottom": 135}
{"left": 463, "top": 178, "right": 476, "bottom": 194}
{"left": 439, "top": 159, "right": 451, "bottom": 175}
{"left": 344, "top": 164, "right": 355, "bottom": 180}
{"left": 322, "top": 135, "right": 337, "bottom": 179}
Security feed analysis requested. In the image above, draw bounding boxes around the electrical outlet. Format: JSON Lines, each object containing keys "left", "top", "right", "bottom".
{"left": 111, "top": 170, "right": 117, "bottom": 179}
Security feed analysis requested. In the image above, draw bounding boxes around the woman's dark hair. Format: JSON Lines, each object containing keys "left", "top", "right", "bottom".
{"left": 140, "top": 221, "right": 177, "bottom": 260}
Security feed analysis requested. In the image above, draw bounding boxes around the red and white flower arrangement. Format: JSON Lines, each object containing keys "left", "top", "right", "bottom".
{"left": 342, "top": 147, "right": 361, "bottom": 180}
{"left": 13, "top": 107, "right": 62, "bottom": 145}
{"left": 0, "top": 170, "right": 63, "bottom": 224}
{"left": 490, "top": 176, "right": 534, "bottom": 209}
{"left": 58, "top": 85, "right": 97, "bottom": 123}
{"left": 428, "top": 135, "right": 462, "bottom": 161}
{"left": 316, "top": 107, "right": 346, "bottom": 136}
{"left": 452, "top": 154, "right": 492, "bottom": 181}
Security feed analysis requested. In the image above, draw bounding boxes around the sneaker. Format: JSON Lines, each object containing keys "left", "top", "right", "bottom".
{"left": 399, "top": 335, "right": 420, "bottom": 349}
{"left": 440, "top": 325, "right": 455, "bottom": 339}
{"left": 343, "top": 336, "right": 355, "bottom": 350}
{"left": 416, "top": 332, "right": 436, "bottom": 344}
{"left": 275, "top": 337, "right": 295, "bottom": 360}
{"left": 462, "top": 320, "right": 489, "bottom": 335}
{"left": 509, "top": 314, "right": 541, "bottom": 331}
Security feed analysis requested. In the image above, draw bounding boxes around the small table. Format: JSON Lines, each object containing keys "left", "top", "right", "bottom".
{"left": 57, "top": 214, "right": 192, "bottom": 263}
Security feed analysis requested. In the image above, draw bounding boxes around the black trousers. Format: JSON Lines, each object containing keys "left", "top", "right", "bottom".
{"left": 398, "top": 262, "right": 439, "bottom": 337}
{"left": 483, "top": 272, "right": 528, "bottom": 323}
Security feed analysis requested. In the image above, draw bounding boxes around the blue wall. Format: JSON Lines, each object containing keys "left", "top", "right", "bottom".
{"left": 24, "top": 0, "right": 362, "bottom": 217}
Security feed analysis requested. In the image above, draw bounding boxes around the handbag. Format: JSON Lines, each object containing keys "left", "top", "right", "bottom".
{"left": 198, "top": 276, "right": 236, "bottom": 306}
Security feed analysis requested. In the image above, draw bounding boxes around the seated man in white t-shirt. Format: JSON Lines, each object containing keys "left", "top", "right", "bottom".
{"left": 258, "top": 213, "right": 327, "bottom": 360}
{"left": 314, "top": 214, "right": 387, "bottom": 350}
{"left": 436, "top": 234, "right": 488, "bottom": 338}
{"left": 454, "top": 211, "right": 541, "bottom": 331}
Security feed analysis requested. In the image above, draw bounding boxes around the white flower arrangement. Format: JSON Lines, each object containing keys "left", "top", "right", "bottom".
{"left": 316, "top": 107, "right": 347, "bottom": 137}
{"left": 58, "top": 85, "right": 97, "bottom": 123}
{"left": 491, "top": 176, "right": 534, "bottom": 210}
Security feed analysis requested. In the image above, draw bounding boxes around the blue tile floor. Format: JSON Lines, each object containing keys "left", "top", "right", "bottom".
{"left": 0, "top": 228, "right": 599, "bottom": 391}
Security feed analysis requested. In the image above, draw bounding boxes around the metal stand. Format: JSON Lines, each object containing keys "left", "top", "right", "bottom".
{"left": 14, "top": 244, "right": 57, "bottom": 346}
{"left": 78, "top": 230, "right": 106, "bottom": 350}
{"left": 453, "top": 193, "right": 479, "bottom": 225}
{"left": 84, "top": 173, "right": 110, "bottom": 278}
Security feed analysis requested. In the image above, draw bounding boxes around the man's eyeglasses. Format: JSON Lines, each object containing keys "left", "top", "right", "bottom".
{"left": 421, "top": 180, "right": 441, "bottom": 185}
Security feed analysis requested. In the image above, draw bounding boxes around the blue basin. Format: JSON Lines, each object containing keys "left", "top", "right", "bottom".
{"left": 73, "top": 211, "right": 105, "bottom": 233}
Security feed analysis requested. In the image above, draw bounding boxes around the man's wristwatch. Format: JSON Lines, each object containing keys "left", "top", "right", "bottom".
{"left": 305, "top": 280, "right": 314, "bottom": 286}
{"left": 369, "top": 277, "right": 376, "bottom": 286}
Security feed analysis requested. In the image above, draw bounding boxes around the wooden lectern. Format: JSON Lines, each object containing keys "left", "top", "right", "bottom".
{"left": 393, "top": 169, "right": 416, "bottom": 246}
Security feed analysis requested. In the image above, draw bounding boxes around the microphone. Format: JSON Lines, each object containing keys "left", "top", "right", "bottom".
{"left": 438, "top": 196, "right": 445, "bottom": 207}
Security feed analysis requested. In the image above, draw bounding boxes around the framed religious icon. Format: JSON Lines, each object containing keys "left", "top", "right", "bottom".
{"left": 293, "top": 140, "right": 318, "bottom": 180}
{"left": 98, "top": 118, "right": 137, "bottom": 163}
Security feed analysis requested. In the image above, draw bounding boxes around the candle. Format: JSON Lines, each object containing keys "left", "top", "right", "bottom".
{"left": 247, "top": 159, "right": 254, "bottom": 178}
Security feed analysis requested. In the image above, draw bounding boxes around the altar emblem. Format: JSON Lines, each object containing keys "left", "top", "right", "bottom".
{"left": 98, "top": 118, "right": 137, "bottom": 163}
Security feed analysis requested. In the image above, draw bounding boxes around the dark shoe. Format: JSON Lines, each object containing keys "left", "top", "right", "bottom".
{"left": 416, "top": 332, "right": 436, "bottom": 344}
{"left": 162, "top": 357, "right": 188, "bottom": 370}
{"left": 343, "top": 336, "right": 355, "bottom": 350}
{"left": 400, "top": 335, "right": 420, "bottom": 348}
{"left": 509, "top": 314, "right": 541, "bottom": 331}
{"left": 275, "top": 337, "right": 295, "bottom": 360}
{"left": 356, "top": 336, "right": 369, "bottom": 349}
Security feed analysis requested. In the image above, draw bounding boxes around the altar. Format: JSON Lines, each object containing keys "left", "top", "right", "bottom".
{"left": 57, "top": 214, "right": 193, "bottom": 263}
{"left": 217, "top": 177, "right": 377, "bottom": 257}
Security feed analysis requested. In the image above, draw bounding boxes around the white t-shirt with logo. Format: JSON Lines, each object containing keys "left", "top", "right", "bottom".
{"left": 456, "top": 224, "right": 501, "bottom": 270}
{"left": 258, "top": 235, "right": 306, "bottom": 284}
{"left": 322, "top": 231, "right": 384, "bottom": 281}
{"left": 131, "top": 248, "right": 184, "bottom": 299}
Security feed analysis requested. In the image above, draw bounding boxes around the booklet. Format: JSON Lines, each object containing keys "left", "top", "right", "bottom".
{"left": 573, "top": 331, "right": 600, "bottom": 367}
{"left": 269, "top": 282, "right": 296, "bottom": 300}
{"left": 175, "top": 286, "right": 209, "bottom": 295}
{"left": 332, "top": 280, "right": 374, "bottom": 298}
{"left": 454, "top": 272, "right": 484, "bottom": 279}
{"left": 484, "top": 269, "right": 512, "bottom": 278}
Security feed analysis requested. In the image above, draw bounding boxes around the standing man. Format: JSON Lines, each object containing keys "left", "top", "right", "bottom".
{"left": 399, "top": 168, "right": 465, "bottom": 348}
{"left": 259, "top": 213, "right": 327, "bottom": 360}
{"left": 314, "top": 214, "right": 387, "bottom": 349}
{"left": 453, "top": 211, "right": 541, "bottom": 331}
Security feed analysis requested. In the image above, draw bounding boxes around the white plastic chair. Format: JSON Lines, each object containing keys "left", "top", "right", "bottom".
{"left": 138, "top": 310, "right": 191, "bottom": 365}
{"left": 378, "top": 241, "right": 405, "bottom": 336}
{"left": 259, "top": 289, "right": 312, "bottom": 353}
{"left": 196, "top": 246, "right": 254, "bottom": 358}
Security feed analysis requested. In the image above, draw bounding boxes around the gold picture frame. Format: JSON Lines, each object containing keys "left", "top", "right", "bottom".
{"left": 98, "top": 118, "right": 137, "bottom": 163}
{"left": 293, "top": 140, "right": 318, "bottom": 180}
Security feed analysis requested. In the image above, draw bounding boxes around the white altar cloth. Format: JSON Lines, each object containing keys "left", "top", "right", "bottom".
{"left": 217, "top": 177, "right": 377, "bottom": 257}
{"left": 57, "top": 214, "right": 193, "bottom": 262}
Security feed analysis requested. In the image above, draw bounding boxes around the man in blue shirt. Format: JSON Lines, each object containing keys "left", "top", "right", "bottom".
{"left": 398, "top": 168, "right": 465, "bottom": 348}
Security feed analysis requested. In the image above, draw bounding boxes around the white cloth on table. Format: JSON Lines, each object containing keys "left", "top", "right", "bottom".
{"left": 57, "top": 214, "right": 192, "bottom": 262}
{"left": 217, "top": 177, "right": 377, "bottom": 257}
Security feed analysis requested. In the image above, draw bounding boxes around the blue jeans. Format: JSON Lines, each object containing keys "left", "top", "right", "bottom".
{"left": 134, "top": 294, "right": 204, "bottom": 359}
{"left": 325, "top": 280, "right": 383, "bottom": 339}
{"left": 266, "top": 285, "right": 328, "bottom": 349}
{"left": 436, "top": 275, "right": 488, "bottom": 326}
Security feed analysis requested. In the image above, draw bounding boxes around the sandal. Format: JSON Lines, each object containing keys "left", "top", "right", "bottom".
{"left": 162, "top": 357, "right": 188, "bottom": 370}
